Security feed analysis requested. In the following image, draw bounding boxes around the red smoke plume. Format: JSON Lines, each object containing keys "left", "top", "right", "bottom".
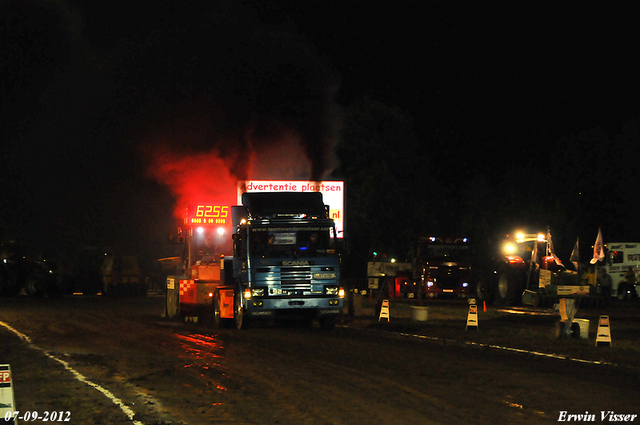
{"left": 144, "top": 143, "right": 239, "bottom": 220}
{"left": 143, "top": 131, "right": 323, "bottom": 221}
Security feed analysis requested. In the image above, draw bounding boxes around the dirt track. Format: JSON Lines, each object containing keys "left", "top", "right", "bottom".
{"left": 1, "top": 295, "right": 639, "bottom": 424}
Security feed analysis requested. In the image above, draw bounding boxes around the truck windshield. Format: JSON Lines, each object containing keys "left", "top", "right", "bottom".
{"left": 250, "top": 227, "right": 334, "bottom": 258}
{"left": 420, "top": 244, "right": 471, "bottom": 262}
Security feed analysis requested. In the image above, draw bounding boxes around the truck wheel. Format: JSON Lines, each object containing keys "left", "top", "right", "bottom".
{"left": 475, "top": 279, "right": 494, "bottom": 304}
{"left": 25, "top": 273, "right": 46, "bottom": 297}
{"left": 213, "top": 291, "right": 225, "bottom": 329}
{"left": 234, "top": 291, "right": 249, "bottom": 330}
{"left": 494, "top": 265, "right": 524, "bottom": 306}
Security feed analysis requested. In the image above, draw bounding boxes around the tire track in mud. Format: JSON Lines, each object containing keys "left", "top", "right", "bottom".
{"left": 0, "top": 297, "right": 238, "bottom": 424}
{"left": 218, "top": 337, "right": 459, "bottom": 425}
{"left": 0, "top": 320, "right": 145, "bottom": 425}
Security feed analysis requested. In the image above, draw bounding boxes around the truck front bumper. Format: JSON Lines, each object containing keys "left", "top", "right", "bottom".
{"left": 244, "top": 297, "right": 344, "bottom": 317}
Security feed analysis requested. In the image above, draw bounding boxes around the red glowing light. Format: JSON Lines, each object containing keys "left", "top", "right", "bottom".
{"left": 506, "top": 255, "right": 524, "bottom": 264}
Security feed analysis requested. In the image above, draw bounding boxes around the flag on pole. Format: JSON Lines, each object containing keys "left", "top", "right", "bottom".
{"left": 590, "top": 228, "right": 605, "bottom": 264}
{"left": 548, "top": 229, "right": 564, "bottom": 267}
{"left": 570, "top": 238, "right": 580, "bottom": 271}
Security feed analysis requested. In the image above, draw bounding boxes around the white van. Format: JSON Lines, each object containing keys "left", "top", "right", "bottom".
{"left": 600, "top": 242, "right": 640, "bottom": 299}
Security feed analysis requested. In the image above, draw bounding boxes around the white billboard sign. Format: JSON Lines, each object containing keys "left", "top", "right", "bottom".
{"left": 238, "top": 180, "right": 344, "bottom": 238}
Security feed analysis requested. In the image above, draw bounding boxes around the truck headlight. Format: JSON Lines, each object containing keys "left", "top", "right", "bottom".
{"left": 325, "top": 286, "right": 340, "bottom": 296}
{"left": 250, "top": 288, "right": 265, "bottom": 297}
{"left": 243, "top": 288, "right": 265, "bottom": 299}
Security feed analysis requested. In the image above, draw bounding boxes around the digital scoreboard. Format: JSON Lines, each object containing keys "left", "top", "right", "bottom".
{"left": 187, "top": 205, "right": 230, "bottom": 225}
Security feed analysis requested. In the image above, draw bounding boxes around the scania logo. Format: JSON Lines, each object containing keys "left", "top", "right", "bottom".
{"left": 281, "top": 260, "right": 310, "bottom": 266}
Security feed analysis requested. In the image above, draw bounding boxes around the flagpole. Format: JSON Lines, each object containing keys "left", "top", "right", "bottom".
{"left": 576, "top": 238, "right": 580, "bottom": 274}
{"left": 576, "top": 238, "right": 580, "bottom": 272}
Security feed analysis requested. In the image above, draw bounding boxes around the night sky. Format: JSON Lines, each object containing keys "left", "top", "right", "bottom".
{"left": 2, "top": 0, "right": 640, "bottom": 269}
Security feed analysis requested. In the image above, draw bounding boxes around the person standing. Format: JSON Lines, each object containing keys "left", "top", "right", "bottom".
{"left": 597, "top": 268, "right": 613, "bottom": 306}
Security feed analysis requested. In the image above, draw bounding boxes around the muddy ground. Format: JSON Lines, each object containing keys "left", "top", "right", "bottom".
{"left": 1, "top": 295, "right": 639, "bottom": 424}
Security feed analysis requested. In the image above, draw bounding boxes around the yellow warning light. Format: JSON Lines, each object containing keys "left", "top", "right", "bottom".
{"left": 503, "top": 242, "right": 517, "bottom": 254}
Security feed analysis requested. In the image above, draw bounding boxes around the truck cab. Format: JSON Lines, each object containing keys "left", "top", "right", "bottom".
{"left": 413, "top": 236, "right": 472, "bottom": 299}
{"left": 228, "top": 192, "right": 344, "bottom": 329}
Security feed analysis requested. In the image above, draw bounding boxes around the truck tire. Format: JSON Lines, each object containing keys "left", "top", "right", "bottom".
{"left": 475, "top": 278, "right": 494, "bottom": 304}
{"left": 494, "top": 265, "right": 525, "bottom": 306}
{"left": 234, "top": 290, "right": 250, "bottom": 330}
{"left": 25, "top": 273, "right": 46, "bottom": 297}
{"left": 213, "top": 290, "right": 226, "bottom": 329}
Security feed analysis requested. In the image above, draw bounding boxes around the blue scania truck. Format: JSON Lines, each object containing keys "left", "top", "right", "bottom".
{"left": 213, "top": 192, "right": 344, "bottom": 329}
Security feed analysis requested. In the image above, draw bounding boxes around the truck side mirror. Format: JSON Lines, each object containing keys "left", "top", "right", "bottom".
{"left": 168, "top": 230, "right": 184, "bottom": 244}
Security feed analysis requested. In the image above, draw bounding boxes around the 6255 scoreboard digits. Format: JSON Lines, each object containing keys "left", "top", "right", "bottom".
{"left": 189, "top": 205, "right": 229, "bottom": 224}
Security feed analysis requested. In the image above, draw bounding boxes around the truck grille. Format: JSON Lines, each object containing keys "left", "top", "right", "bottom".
{"left": 438, "top": 276, "right": 459, "bottom": 290}
{"left": 280, "top": 266, "right": 312, "bottom": 292}
{"left": 282, "top": 280, "right": 312, "bottom": 291}
{"left": 255, "top": 266, "right": 329, "bottom": 294}
{"left": 280, "top": 267, "right": 312, "bottom": 280}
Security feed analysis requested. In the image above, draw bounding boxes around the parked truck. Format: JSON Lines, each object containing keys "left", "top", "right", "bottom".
{"left": 165, "top": 204, "right": 231, "bottom": 322}
{"left": 598, "top": 242, "right": 640, "bottom": 300}
{"left": 166, "top": 192, "right": 345, "bottom": 329}
{"left": 413, "top": 236, "right": 472, "bottom": 299}
{"left": 0, "top": 241, "right": 58, "bottom": 297}
{"left": 101, "top": 255, "right": 145, "bottom": 296}
{"left": 476, "top": 229, "right": 603, "bottom": 307}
